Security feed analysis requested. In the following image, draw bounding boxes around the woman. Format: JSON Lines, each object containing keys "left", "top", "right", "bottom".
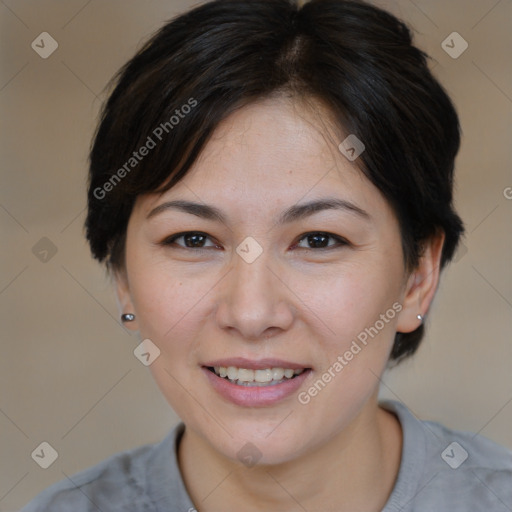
{"left": 22, "top": 0, "right": 512, "bottom": 510}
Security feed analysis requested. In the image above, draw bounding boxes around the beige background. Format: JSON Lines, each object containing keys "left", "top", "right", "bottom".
{"left": 1, "top": 0, "right": 511, "bottom": 509}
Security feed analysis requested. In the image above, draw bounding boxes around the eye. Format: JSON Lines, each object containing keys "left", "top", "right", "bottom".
{"left": 160, "top": 231, "right": 221, "bottom": 250}
{"left": 159, "top": 231, "right": 349, "bottom": 252}
{"left": 293, "top": 231, "right": 349, "bottom": 250}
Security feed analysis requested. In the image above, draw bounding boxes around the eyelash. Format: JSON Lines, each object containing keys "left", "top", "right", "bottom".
{"left": 159, "top": 231, "right": 350, "bottom": 251}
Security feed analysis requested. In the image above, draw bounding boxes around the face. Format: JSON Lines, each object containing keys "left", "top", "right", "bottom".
{"left": 118, "top": 96, "right": 423, "bottom": 465}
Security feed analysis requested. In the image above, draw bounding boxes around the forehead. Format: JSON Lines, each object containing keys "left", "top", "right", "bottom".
{"left": 193, "top": 96, "right": 352, "bottom": 180}
{"left": 136, "top": 96, "right": 391, "bottom": 223}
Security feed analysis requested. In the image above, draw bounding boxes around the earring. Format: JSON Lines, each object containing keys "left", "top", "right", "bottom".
{"left": 121, "top": 313, "right": 135, "bottom": 322}
{"left": 417, "top": 314, "right": 423, "bottom": 323}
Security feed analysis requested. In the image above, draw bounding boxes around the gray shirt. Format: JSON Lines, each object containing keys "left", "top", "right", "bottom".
{"left": 21, "top": 400, "right": 512, "bottom": 511}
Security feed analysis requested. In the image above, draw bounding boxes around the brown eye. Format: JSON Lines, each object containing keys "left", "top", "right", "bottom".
{"left": 161, "top": 231, "right": 220, "bottom": 249}
{"left": 294, "top": 232, "right": 349, "bottom": 250}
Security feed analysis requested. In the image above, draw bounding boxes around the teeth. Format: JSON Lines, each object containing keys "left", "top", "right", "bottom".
{"left": 237, "top": 368, "right": 254, "bottom": 382}
{"left": 272, "top": 368, "right": 284, "bottom": 380}
{"left": 212, "top": 366, "right": 305, "bottom": 385}
{"left": 255, "top": 369, "right": 273, "bottom": 383}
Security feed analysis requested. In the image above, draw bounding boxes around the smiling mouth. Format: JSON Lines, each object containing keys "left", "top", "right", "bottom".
{"left": 205, "top": 366, "right": 310, "bottom": 387}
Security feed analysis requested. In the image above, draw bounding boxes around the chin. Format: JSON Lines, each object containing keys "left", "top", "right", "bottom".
{"left": 220, "top": 432, "right": 309, "bottom": 467}
{"left": 192, "top": 414, "right": 314, "bottom": 466}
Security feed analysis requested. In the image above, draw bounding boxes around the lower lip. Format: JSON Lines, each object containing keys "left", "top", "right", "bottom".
{"left": 202, "top": 367, "right": 311, "bottom": 407}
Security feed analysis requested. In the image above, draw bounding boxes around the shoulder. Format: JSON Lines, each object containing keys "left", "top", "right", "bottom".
{"left": 20, "top": 424, "right": 184, "bottom": 512}
{"left": 20, "top": 444, "right": 154, "bottom": 511}
{"left": 381, "top": 400, "right": 512, "bottom": 511}
{"left": 420, "top": 414, "right": 512, "bottom": 506}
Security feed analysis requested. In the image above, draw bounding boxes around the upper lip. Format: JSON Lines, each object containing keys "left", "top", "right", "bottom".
{"left": 202, "top": 357, "right": 310, "bottom": 371}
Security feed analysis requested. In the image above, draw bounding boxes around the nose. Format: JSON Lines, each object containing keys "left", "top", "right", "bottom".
{"left": 215, "top": 247, "right": 294, "bottom": 341}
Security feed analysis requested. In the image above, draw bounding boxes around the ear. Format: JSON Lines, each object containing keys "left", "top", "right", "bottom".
{"left": 114, "top": 268, "right": 139, "bottom": 331}
{"left": 395, "top": 230, "right": 445, "bottom": 333}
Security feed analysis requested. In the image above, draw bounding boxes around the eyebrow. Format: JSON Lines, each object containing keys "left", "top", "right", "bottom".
{"left": 146, "top": 197, "right": 371, "bottom": 225}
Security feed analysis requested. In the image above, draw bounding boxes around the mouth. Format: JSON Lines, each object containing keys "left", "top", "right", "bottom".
{"left": 201, "top": 357, "right": 312, "bottom": 406}
{"left": 204, "top": 365, "right": 309, "bottom": 387}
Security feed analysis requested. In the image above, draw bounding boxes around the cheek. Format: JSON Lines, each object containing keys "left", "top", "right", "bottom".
{"left": 132, "top": 276, "right": 209, "bottom": 339}
{"left": 297, "top": 267, "right": 399, "bottom": 415}
{"left": 130, "top": 251, "right": 401, "bottom": 356}
{"left": 128, "top": 266, "right": 215, "bottom": 417}
{"left": 300, "top": 261, "right": 400, "bottom": 347}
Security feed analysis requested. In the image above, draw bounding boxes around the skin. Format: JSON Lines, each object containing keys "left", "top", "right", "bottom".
{"left": 116, "top": 94, "right": 445, "bottom": 511}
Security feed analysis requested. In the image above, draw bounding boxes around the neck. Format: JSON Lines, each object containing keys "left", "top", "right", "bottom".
{"left": 178, "top": 394, "right": 402, "bottom": 512}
